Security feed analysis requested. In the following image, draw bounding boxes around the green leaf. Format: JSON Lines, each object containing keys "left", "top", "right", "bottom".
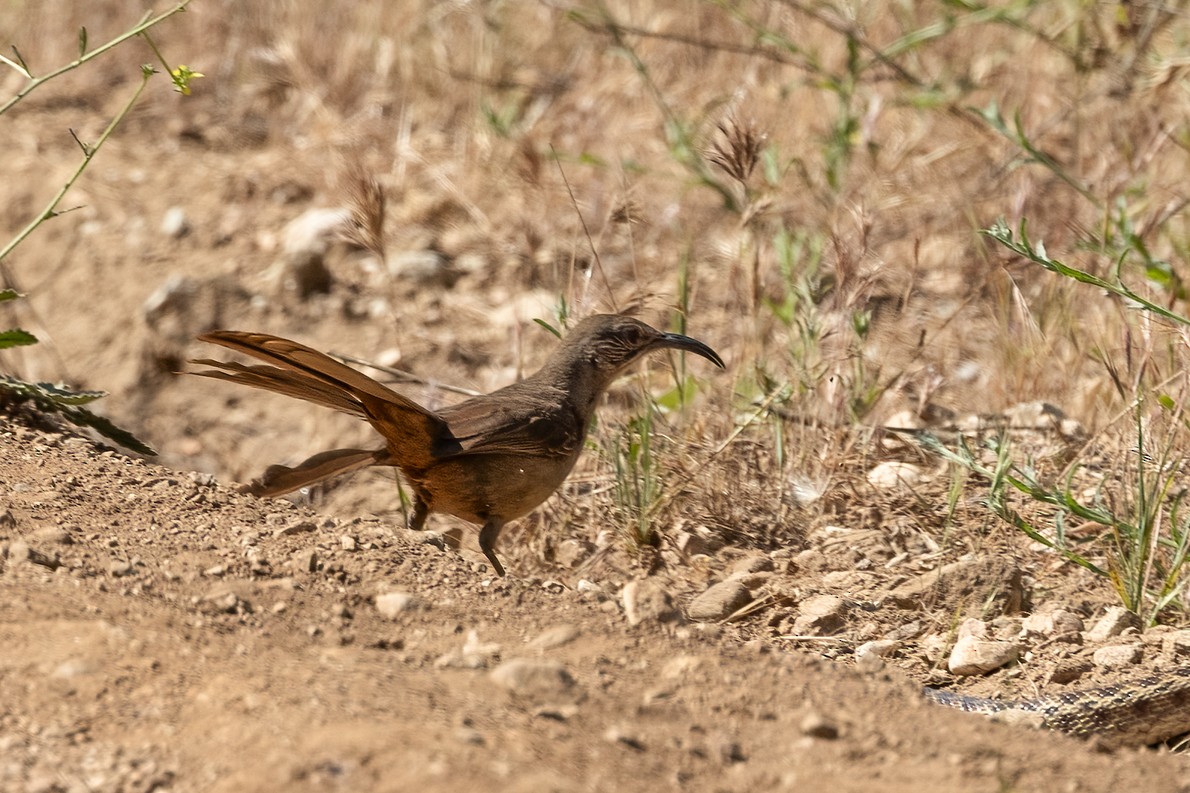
{"left": 0, "top": 328, "right": 36, "bottom": 348}
{"left": 0, "top": 375, "right": 155, "bottom": 455}
{"left": 30, "top": 381, "right": 107, "bottom": 406}
{"left": 533, "top": 318, "right": 562, "bottom": 339}
{"left": 0, "top": 289, "right": 21, "bottom": 302}
{"left": 61, "top": 405, "right": 156, "bottom": 456}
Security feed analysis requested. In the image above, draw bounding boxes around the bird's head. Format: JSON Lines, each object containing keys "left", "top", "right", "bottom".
{"left": 555, "top": 314, "right": 725, "bottom": 395}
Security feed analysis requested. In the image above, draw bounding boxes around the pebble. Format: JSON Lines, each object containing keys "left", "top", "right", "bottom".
{"left": 7, "top": 540, "right": 59, "bottom": 569}
{"left": 790, "top": 594, "right": 848, "bottom": 635}
{"left": 1021, "top": 609, "right": 1084, "bottom": 637}
{"left": 31, "top": 526, "right": 72, "bottom": 545}
{"left": 866, "top": 461, "right": 926, "bottom": 490}
{"left": 388, "top": 250, "right": 451, "bottom": 285}
{"left": 489, "top": 658, "right": 577, "bottom": 701}
{"left": 603, "top": 725, "right": 645, "bottom": 751}
{"left": 948, "top": 634, "right": 1020, "bottom": 676}
{"left": 160, "top": 206, "right": 190, "bottom": 238}
{"left": 1086, "top": 606, "right": 1140, "bottom": 642}
{"left": 291, "top": 548, "right": 319, "bottom": 573}
{"left": 527, "top": 624, "right": 580, "bottom": 651}
{"left": 554, "top": 538, "right": 592, "bottom": 568}
{"left": 375, "top": 591, "right": 422, "bottom": 617}
{"left": 729, "top": 554, "right": 774, "bottom": 575}
{"left": 339, "top": 535, "right": 357, "bottom": 551}
{"left": 621, "top": 579, "right": 681, "bottom": 626}
{"left": 855, "top": 639, "right": 899, "bottom": 673}
{"left": 1092, "top": 644, "right": 1142, "bottom": 669}
{"left": 275, "top": 520, "right": 317, "bottom": 537}
{"left": 686, "top": 580, "right": 752, "bottom": 622}
{"left": 799, "top": 711, "right": 839, "bottom": 739}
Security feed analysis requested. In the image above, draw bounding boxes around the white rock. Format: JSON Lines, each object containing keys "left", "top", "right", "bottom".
{"left": 161, "top": 206, "right": 190, "bottom": 238}
{"left": 948, "top": 635, "right": 1020, "bottom": 676}
{"left": 866, "top": 461, "right": 926, "bottom": 490}
{"left": 375, "top": 591, "right": 422, "bottom": 617}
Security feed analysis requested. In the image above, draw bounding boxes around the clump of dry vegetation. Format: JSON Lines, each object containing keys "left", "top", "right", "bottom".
{"left": 6, "top": 0, "right": 1190, "bottom": 615}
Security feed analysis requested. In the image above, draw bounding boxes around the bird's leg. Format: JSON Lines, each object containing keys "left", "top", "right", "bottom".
{"left": 478, "top": 519, "right": 506, "bottom": 577}
{"left": 409, "top": 497, "right": 429, "bottom": 531}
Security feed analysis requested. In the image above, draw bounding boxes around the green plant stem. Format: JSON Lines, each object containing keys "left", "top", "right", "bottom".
{"left": 0, "top": 67, "right": 153, "bottom": 265}
{"left": 0, "top": 0, "right": 191, "bottom": 117}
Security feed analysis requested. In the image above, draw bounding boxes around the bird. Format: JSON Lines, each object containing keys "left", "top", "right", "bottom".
{"left": 189, "top": 314, "right": 724, "bottom": 576}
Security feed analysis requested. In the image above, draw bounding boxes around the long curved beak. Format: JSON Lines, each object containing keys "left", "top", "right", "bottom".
{"left": 655, "top": 332, "right": 725, "bottom": 369}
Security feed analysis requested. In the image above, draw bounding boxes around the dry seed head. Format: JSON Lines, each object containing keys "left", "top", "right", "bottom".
{"left": 342, "top": 168, "right": 387, "bottom": 259}
{"left": 707, "top": 115, "right": 765, "bottom": 185}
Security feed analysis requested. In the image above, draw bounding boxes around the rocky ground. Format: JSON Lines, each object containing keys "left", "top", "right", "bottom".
{"left": 2, "top": 412, "right": 1189, "bottom": 792}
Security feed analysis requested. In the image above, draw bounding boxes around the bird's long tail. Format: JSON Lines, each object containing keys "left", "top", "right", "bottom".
{"left": 191, "top": 330, "right": 448, "bottom": 476}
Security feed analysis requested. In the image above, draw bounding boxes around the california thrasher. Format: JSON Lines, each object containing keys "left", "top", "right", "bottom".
{"left": 190, "top": 314, "right": 724, "bottom": 576}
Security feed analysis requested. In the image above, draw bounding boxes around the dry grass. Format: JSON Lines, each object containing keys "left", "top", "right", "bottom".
{"left": 8, "top": 0, "right": 1190, "bottom": 603}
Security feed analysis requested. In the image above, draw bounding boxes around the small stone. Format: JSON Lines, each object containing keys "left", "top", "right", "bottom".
{"left": 729, "top": 554, "right": 774, "bottom": 575}
{"left": 339, "top": 535, "right": 357, "bottom": 551}
{"left": 686, "top": 580, "right": 752, "bottom": 622}
{"left": 0, "top": 509, "right": 15, "bottom": 528}
{"left": 7, "top": 540, "right": 59, "bottom": 569}
{"left": 108, "top": 559, "right": 134, "bottom": 577}
{"left": 202, "top": 590, "right": 241, "bottom": 614}
{"left": 790, "top": 595, "right": 849, "bottom": 635}
{"left": 527, "top": 624, "right": 580, "bottom": 651}
{"left": 161, "top": 206, "right": 190, "bottom": 238}
{"left": 203, "top": 564, "right": 227, "bottom": 577}
{"left": 1049, "top": 657, "right": 1092, "bottom": 684}
{"left": 674, "top": 529, "right": 718, "bottom": 557}
{"left": 866, "top": 461, "right": 926, "bottom": 490}
{"left": 855, "top": 639, "right": 898, "bottom": 673}
{"left": 275, "top": 520, "right": 317, "bottom": 537}
{"left": 661, "top": 655, "right": 704, "bottom": 679}
{"left": 948, "top": 635, "right": 1020, "bottom": 676}
{"left": 603, "top": 725, "right": 645, "bottom": 751}
{"left": 279, "top": 207, "right": 349, "bottom": 297}
{"left": 1092, "top": 644, "right": 1142, "bottom": 669}
{"left": 554, "top": 538, "right": 593, "bottom": 568}
{"left": 1022, "top": 609, "right": 1084, "bottom": 637}
{"left": 1162, "top": 629, "right": 1190, "bottom": 658}
{"left": 291, "top": 548, "right": 318, "bottom": 573}
{"left": 32, "top": 526, "right": 72, "bottom": 545}
{"left": 799, "top": 711, "right": 839, "bottom": 739}
{"left": 455, "top": 727, "right": 485, "bottom": 746}
{"left": 621, "top": 579, "right": 681, "bottom": 626}
{"left": 1087, "top": 606, "right": 1141, "bottom": 642}
{"left": 375, "top": 591, "right": 422, "bottom": 617}
{"left": 490, "top": 658, "right": 577, "bottom": 701}
{"left": 388, "top": 249, "right": 451, "bottom": 285}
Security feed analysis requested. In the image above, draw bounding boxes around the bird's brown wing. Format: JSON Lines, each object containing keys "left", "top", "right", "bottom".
{"left": 436, "top": 382, "right": 583, "bottom": 460}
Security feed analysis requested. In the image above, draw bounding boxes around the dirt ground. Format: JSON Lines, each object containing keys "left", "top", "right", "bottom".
{"left": 6, "top": 2, "right": 1190, "bottom": 791}
{"left": 2, "top": 416, "right": 1187, "bottom": 793}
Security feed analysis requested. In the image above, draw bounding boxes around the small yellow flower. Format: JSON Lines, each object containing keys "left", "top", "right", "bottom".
{"left": 170, "top": 64, "right": 204, "bottom": 95}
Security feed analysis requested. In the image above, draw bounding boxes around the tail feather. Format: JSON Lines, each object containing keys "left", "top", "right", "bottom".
{"left": 243, "top": 447, "right": 387, "bottom": 497}
{"left": 198, "top": 331, "right": 434, "bottom": 419}
{"left": 190, "top": 359, "right": 366, "bottom": 417}
{"left": 193, "top": 331, "right": 448, "bottom": 470}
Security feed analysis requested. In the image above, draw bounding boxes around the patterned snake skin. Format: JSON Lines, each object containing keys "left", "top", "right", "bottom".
{"left": 925, "top": 669, "right": 1190, "bottom": 747}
